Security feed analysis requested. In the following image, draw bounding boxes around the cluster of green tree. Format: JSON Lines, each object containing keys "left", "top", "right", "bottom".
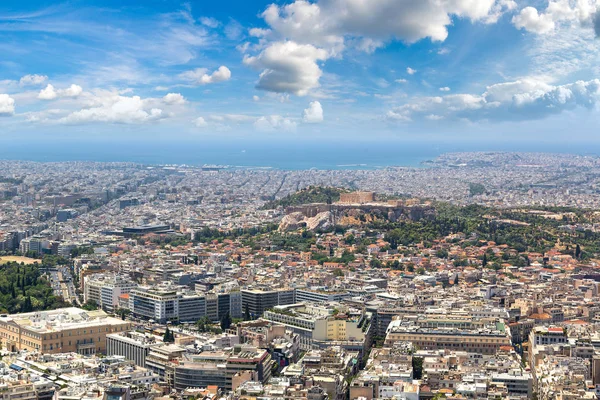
{"left": 194, "top": 224, "right": 279, "bottom": 243}
{"left": 141, "top": 234, "right": 193, "bottom": 247}
{"left": 0, "top": 262, "right": 69, "bottom": 314}
{"left": 82, "top": 300, "right": 99, "bottom": 311}
{"left": 369, "top": 202, "right": 598, "bottom": 257}
{"left": 312, "top": 249, "right": 356, "bottom": 265}
{"left": 70, "top": 246, "right": 95, "bottom": 258}
{"left": 195, "top": 316, "right": 223, "bottom": 334}
{"left": 468, "top": 182, "right": 487, "bottom": 196}
{"left": 269, "top": 231, "right": 317, "bottom": 252}
{"left": 163, "top": 326, "right": 175, "bottom": 342}
{"left": 261, "top": 186, "right": 348, "bottom": 210}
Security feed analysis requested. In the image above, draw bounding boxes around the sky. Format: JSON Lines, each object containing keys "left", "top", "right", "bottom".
{"left": 1, "top": 0, "right": 600, "bottom": 145}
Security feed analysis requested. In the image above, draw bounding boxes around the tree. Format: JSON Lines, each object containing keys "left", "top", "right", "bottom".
{"left": 115, "top": 308, "right": 131, "bottom": 321}
{"left": 220, "top": 312, "right": 232, "bottom": 331}
{"left": 575, "top": 244, "right": 582, "bottom": 259}
{"left": 163, "top": 326, "right": 174, "bottom": 343}
{"left": 196, "top": 316, "right": 211, "bottom": 332}
{"left": 244, "top": 304, "right": 251, "bottom": 321}
{"left": 482, "top": 253, "right": 488, "bottom": 267}
{"left": 412, "top": 357, "right": 424, "bottom": 379}
{"left": 82, "top": 300, "right": 99, "bottom": 311}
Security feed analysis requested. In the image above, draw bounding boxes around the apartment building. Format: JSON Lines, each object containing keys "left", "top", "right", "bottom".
{"left": 168, "top": 345, "right": 274, "bottom": 391}
{"left": 262, "top": 303, "right": 371, "bottom": 351}
{"left": 84, "top": 274, "right": 137, "bottom": 312}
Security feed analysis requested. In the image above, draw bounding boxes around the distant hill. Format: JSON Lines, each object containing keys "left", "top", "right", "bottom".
{"left": 262, "top": 186, "right": 349, "bottom": 210}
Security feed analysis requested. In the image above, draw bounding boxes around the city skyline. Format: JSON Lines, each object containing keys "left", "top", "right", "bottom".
{"left": 1, "top": 0, "right": 600, "bottom": 144}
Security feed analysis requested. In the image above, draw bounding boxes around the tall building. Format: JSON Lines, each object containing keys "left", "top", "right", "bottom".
{"left": 129, "top": 286, "right": 180, "bottom": 324}
{"left": 262, "top": 303, "right": 372, "bottom": 352}
{"left": 129, "top": 284, "right": 241, "bottom": 324}
{"left": 106, "top": 331, "right": 161, "bottom": 368}
{"left": 241, "top": 288, "right": 296, "bottom": 318}
{"left": 56, "top": 209, "right": 76, "bottom": 222}
{"left": 84, "top": 274, "right": 137, "bottom": 312}
{"left": 168, "top": 345, "right": 274, "bottom": 391}
{"left": 0, "top": 307, "right": 131, "bottom": 354}
{"left": 295, "top": 289, "right": 351, "bottom": 304}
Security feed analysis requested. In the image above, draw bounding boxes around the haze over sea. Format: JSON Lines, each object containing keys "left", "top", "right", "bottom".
{"left": 2, "top": 138, "right": 600, "bottom": 170}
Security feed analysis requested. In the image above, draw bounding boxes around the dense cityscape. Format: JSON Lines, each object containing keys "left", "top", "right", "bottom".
{"left": 1, "top": 152, "right": 600, "bottom": 399}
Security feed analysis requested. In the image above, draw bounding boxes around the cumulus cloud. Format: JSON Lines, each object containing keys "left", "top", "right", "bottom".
{"left": 395, "top": 79, "right": 408, "bottom": 84}
{"left": 253, "top": 95, "right": 260, "bottom": 101}
{"left": 58, "top": 94, "right": 165, "bottom": 124}
{"left": 162, "top": 93, "right": 186, "bottom": 105}
{"left": 245, "top": 1, "right": 515, "bottom": 97}
{"left": 243, "top": 41, "right": 328, "bottom": 95}
{"left": 406, "top": 67, "right": 417, "bottom": 75}
{"left": 512, "top": 1, "right": 600, "bottom": 35}
{"left": 440, "top": 87, "right": 451, "bottom": 92}
{"left": 179, "top": 66, "right": 231, "bottom": 85}
{"left": 19, "top": 74, "right": 48, "bottom": 86}
{"left": 194, "top": 117, "right": 208, "bottom": 127}
{"left": 512, "top": 7, "right": 555, "bottom": 34}
{"left": 38, "top": 84, "right": 83, "bottom": 100}
{"left": 254, "top": 115, "right": 297, "bottom": 132}
{"left": 387, "top": 78, "right": 600, "bottom": 122}
{"left": 0, "top": 94, "right": 15, "bottom": 116}
{"left": 259, "top": 0, "right": 516, "bottom": 51}
{"left": 302, "top": 101, "right": 324, "bottom": 123}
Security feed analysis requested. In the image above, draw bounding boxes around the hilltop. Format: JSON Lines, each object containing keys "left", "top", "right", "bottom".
{"left": 262, "top": 186, "right": 349, "bottom": 210}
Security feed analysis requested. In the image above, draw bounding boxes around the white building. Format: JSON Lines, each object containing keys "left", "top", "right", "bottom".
{"left": 84, "top": 274, "right": 137, "bottom": 312}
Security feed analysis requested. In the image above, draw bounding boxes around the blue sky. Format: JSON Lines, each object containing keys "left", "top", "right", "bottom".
{"left": 1, "top": 0, "right": 600, "bottom": 144}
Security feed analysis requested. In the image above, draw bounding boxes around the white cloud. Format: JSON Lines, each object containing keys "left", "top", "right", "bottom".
{"left": 179, "top": 66, "right": 231, "bottom": 85}
{"left": 38, "top": 84, "right": 83, "bottom": 100}
{"left": 247, "top": 0, "right": 515, "bottom": 97}
{"left": 209, "top": 114, "right": 257, "bottom": 123}
{"left": 259, "top": 0, "right": 515, "bottom": 51}
{"left": 254, "top": 115, "right": 297, "bottom": 132}
{"left": 395, "top": 79, "right": 408, "bottom": 84}
{"left": 302, "top": 101, "right": 324, "bottom": 123}
{"left": 199, "top": 17, "right": 220, "bottom": 28}
{"left": 439, "top": 87, "right": 451, "bottom": 91}
{"left": 406, "top": 67, "right": 417, "bottom": 75}
{"left": 224, "top": 19, "right": 244, "bottom": 40}
{"left": 194, "top": 117, "right": 208, "bottom": 127}
{"left": 0, "top": 94, "right": 15, "bottom": 116}
{"left": 512, "top": 7, "right": 555, "bottom": 34}
{"left": 19, "top": 74, "right": 48, "bottom": 86}
{"left": 38, "top": 84, "right": 57, "bottom": 100}
{"left": 253, "top": 95, "right": 260, "bottom": 101}
{"left": 512, "top": 1, "right": 600, "bottom": 35}
{"left": 62, "top": 84, "right": 83, "bottom": 97}
{"left": 58, "top": 93, "right": 165, "bottom": 124}
{"left": 163, "top": 93, "right": 186, "bottom": 105}
{"left": 243, "top": 41, "right": 328, "bottom": 95}
{"left": 387, "top": 78, "right": 600, "bottom": 122}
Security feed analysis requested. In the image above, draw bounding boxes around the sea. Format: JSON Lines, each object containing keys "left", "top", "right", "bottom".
{"left": 1, "top": 138, "right": 599, "bottom": 170}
